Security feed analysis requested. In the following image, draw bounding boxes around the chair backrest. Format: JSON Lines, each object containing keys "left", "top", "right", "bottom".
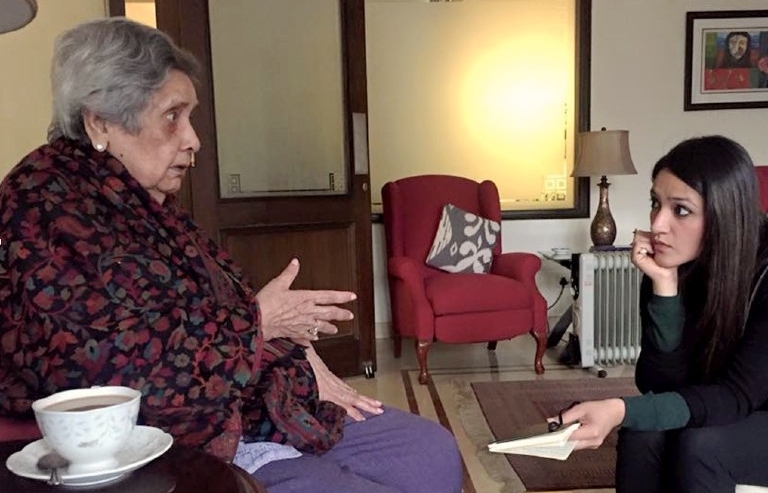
{"left": 755, "top": 166, "right": 768, "bottom": 213}
{"left": 382, "top": 174, "right": 502, "bottom": 262}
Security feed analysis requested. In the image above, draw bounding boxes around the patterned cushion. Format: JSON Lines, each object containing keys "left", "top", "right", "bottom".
{"left": 425, "top": 203, "right": 500, "bottom": 273}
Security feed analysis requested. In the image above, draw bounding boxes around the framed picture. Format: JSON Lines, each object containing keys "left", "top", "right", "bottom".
{"left": 684, "top": 10, "right": 768, "bottom": 111}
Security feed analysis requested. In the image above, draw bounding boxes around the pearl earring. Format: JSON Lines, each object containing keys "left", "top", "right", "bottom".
{"left": 94, "top": 143, "right": 105, "bottom": 152}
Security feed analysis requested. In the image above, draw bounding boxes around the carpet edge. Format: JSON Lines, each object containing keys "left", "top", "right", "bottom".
{"left": 452, "top": 378, "right": 527, "bottom": 493}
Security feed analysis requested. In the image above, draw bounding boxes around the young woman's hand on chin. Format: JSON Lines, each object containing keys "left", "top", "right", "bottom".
{"left": 631, "top": 229, "right": 678, "bottom": 296}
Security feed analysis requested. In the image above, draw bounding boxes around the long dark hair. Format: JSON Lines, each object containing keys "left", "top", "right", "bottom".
{"left": 652, "top": 135, "right": 764, "bottom": 378}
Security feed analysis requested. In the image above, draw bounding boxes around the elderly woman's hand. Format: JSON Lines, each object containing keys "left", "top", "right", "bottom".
{"left": 255, "top": 259, "right": 357, "bottom": 342}
{"left": 304, "top": 345, "right": 383, "bottom": 421}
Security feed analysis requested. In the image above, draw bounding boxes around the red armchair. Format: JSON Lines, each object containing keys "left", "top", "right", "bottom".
{"left": 755, "top": 166, "right": 768, "bottom": 212}
{"left": 382, "top": 175, "right": 548, "bottom": 384}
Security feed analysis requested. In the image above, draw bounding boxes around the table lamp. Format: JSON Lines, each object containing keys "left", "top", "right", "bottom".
{"left": 0, "top": 0, "right": 37, "bottom": 34}
{"left": 571, "top": 128, "right": 636, "bottom": 247}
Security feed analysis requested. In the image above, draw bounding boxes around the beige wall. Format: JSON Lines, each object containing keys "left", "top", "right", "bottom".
{"left": 1, "top": 1, "right": 766, "bottom": 332}
{"left": 372, "top": 0, "right": 768, "bottom": 331}
{"left": 0, "top": 0, "right": 105, "bottom": 177}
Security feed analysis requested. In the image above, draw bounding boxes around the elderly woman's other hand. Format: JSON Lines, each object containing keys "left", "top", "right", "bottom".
{"left": 255, "top": 258, "right": 357, "bottom": 342}
{"left": 304, "top": 346, "right": 383, "bottom": 421}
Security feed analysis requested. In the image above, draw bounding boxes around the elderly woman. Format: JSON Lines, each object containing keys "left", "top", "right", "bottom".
{"left": 0, "top": 17, "right": 462, "bottom": 493}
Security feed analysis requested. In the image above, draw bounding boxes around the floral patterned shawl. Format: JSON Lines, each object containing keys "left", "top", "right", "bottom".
{"left": 0, "top": 138, "right": 345, "bottom": 460}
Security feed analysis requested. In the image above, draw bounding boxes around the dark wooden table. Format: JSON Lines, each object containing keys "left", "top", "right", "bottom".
{"left": 0, "top": 441, "right": 268, "bottom": 493}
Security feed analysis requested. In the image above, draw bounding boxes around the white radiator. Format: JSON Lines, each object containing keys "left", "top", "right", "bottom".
{"left": 573, "top": 251, "right": 642, "bottom": 368}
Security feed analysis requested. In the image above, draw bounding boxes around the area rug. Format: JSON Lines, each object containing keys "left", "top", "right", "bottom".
{"left": 466, "top": 377, "right": 639, "bottom": 492}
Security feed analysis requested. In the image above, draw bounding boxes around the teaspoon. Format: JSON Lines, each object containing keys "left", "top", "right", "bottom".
{"left": 36, "top": 452, "right": 70, "bottom": 486}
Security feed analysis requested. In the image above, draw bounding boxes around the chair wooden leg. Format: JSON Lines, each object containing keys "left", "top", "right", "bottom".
{"left": 416, "top": 340, "right": 432, "bottom": 384}
{"left": 487, "top": 341, "right": 498, "bottom": 351}
{"left": 531, "top": 329, "right": 546, "bottom": 374}
{"left": 393, "top": 332, "right": 402, "bottom": 358}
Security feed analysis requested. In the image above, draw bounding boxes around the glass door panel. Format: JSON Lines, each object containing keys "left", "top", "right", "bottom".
{"left": 209, "top": 0, "right": 348, "bottom": 198}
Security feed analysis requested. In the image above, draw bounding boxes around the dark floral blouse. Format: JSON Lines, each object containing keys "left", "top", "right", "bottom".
{"left": 0, "top": 139, "right": 344, "bottom": 460}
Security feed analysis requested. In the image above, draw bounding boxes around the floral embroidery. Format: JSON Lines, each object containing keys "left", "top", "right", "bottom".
{"left": 0, "top": 138, "right": 344, "bottom": 460}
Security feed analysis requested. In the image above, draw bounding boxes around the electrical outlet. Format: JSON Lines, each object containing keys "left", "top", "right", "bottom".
{"left": 227, "top": 174, "right": 241, "bottom": 194}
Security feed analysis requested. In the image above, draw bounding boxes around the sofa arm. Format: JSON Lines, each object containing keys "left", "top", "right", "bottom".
{"left": 492, "top": 252, "right": 548, "bottom": 334}
{"left": 387, "top": 257, "right": 437, "bottom": 340}
{"left": 388, "top": 256, "right": 431, "bottom": 281}
{"left": 388, "top": 257, "right": 433, "bottom": 304}
{"left": 0, "top": 416, "right": 41, "bottom": 441}
{"left": 491, "top": 252, "right": 542, "bottom": 284}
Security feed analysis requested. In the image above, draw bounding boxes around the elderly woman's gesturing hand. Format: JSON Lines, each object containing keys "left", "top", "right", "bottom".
{"left": 256, "top": 259, "right": 357, "bottom": 341}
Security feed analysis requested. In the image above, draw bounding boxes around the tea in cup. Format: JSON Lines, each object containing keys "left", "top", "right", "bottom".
{"left": 32, "top": 386, "right": 141, "bottom": 475}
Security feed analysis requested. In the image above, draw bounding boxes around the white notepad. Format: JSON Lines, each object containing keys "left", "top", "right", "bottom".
{"left": 487, "top": 422, "right": 580, "bottom": 460}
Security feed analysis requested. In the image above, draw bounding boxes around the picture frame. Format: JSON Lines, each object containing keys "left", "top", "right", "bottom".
{"left": 684, "top": 10, "right": 768, "bottom": 111}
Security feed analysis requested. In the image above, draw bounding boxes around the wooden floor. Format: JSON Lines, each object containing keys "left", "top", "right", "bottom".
{"left": 345, "top": 330, "right": 634, "bottom": 493}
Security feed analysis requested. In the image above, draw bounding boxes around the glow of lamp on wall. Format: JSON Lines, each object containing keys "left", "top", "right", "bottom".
{"left": 463, "top": 55, "right": 567, "bottom": 172}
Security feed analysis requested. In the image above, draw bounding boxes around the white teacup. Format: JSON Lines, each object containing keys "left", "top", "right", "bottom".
{"left": 32, "top": 386, "right": 141, "bottom": 475}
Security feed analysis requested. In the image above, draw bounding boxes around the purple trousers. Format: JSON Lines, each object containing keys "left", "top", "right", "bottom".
{"left": 252, "top": 406, "right": 463, "bottom": 493}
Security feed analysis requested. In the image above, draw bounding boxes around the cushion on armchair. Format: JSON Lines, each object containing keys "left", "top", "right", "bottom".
{"left": 425, "top": 203, "right": 500, "bottom": 273}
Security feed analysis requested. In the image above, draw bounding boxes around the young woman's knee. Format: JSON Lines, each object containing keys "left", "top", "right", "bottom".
{"left": 677, "top": 426, "right": 726, "bottom": 465}
{"left": 616, "top": 429, "right": 669, "bottom": 493}
{"left": 676, "top": 427, "right": 733, "bottom": 484}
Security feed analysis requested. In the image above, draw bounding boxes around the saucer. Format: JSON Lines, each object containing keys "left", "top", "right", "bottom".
{"left": 5, "top": 425, "right": 173, "bottom": 487}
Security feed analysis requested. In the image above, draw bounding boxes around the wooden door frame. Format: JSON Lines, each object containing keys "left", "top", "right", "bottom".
{"left": 153, "top": 0, "right": 376, "bottom": 376}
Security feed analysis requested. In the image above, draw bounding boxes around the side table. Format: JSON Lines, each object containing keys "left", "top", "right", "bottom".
{"left": 0, "top": 441, "right": 268, "bottom": 493}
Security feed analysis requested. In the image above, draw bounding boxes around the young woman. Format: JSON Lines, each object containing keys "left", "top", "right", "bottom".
{"left": 559, "top": 135, "right": 768, "bottom": 492}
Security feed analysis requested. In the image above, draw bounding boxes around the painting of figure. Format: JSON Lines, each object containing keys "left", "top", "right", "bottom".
{"left": 685, "top": 11, "right": 768, "bottom": 110}
{"left": 702, "top": 29, "right": 768, "bottom": 91}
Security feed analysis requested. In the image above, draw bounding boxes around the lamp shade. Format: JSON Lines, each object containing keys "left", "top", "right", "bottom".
{"left": 0, "top": 0, "right": 37, "bottom": 34}
{"left": 572, "top": 129, "right": 637, "bottom": 177}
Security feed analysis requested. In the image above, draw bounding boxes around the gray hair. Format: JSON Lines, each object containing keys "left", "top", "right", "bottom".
{"left": 48, "top": 17, "right": 200, "bottom": 143}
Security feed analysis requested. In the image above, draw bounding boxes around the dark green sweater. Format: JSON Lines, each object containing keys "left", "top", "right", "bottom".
{"left": 621, "top": 268, "right": 768, "bottom": 431}
{"left": 621, "top": 293, "right": 690, "bottom": 430}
